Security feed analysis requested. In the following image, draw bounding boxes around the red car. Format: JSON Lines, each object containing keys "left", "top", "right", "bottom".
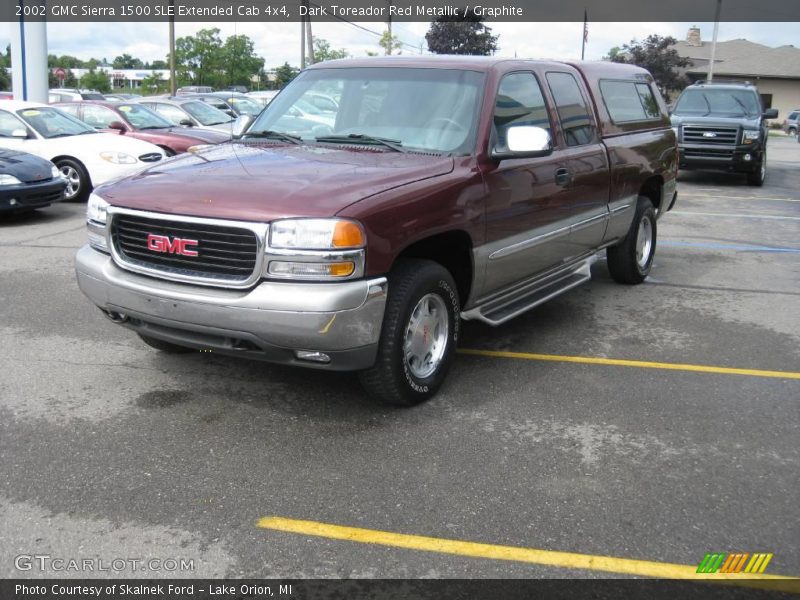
{"left": 55, "top": 101, "right": 229, "bottom": 155}
{"left": 0, "top": 91, "right": 13, "bottom": 101}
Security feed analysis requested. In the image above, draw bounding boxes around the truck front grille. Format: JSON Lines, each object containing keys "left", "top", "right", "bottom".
{"left": 110, "top": 212, "right": 261, "bottom": 286}
{"left": 682, "top": 126, "right": 739, "bottom": 146}
{"left": 683, "top": 147, "right": 735, "bottom": 159}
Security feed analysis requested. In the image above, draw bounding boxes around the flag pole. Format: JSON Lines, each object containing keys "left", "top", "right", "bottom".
{"left": 581, "top": 10, "right": 588, "bottom": 60}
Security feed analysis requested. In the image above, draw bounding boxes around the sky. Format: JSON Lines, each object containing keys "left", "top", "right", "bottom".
{"left": 1, "top": 21, "right": 797, "bottom": 68}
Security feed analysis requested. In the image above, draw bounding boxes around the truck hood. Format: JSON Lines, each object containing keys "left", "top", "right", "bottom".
{"left": 671, "top": 114, "right": 760, "bottom": 130}
{"left": 100, "top": 142, "right": 455, "bottom": 221}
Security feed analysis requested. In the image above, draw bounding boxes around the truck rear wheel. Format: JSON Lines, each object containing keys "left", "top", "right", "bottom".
{"left": 607, "top": 195, "right": 656, "bottom": 285}
{"left": 137, "top": 333, "right": 193, "bottom": 353}
{"left": 358, "top": 259, "right": 460, "bottom": 407}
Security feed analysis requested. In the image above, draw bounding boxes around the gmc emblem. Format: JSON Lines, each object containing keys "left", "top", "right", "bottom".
{"left": 146, "top": 233, "right": 199, "bottom": 257}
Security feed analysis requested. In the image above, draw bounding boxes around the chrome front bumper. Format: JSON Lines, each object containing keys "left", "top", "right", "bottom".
{"left": 75, "top": 246, "right": 388, "bottom": 370}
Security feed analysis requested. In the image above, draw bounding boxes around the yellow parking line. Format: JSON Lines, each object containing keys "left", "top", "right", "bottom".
{"left": 256, "top": 517, "right": 800, "bottom": 593}
{"left": 457, "top": 349, "right": 800, "bottom": 380}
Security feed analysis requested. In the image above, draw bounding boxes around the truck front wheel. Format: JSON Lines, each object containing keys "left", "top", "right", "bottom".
{"left": 358, "top": 259, "right": 460, "bottom": 407}
{"left": 607, "top": 196, "right": 657, "bottom": 285}
{"left": 747, "top": 151, "right": 766, "bottom": 186}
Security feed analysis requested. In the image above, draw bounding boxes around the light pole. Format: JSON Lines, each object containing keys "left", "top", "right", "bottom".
{"left": 708, "top": 0, "right": 722, "bottom": 82}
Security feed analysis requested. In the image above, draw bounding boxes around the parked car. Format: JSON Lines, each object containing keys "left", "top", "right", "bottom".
{"left": 670, "top": 81, "right": 778, "bottom": 186}
{"left": 226, "top": 85, "right": 249, "bottom": 94}
{"left": 177, "top": 86, "right": 214, "bottom": 95}
{"left": 49, "top": 88, "right": 106, "bottom": 102}
{"left": 247, "top": 90, "right": 280, "bottom": 106}
{"left": 0, "top": 91, "right": 13, "bottom": 101}
{"left": 188, "top": 92, "right": 265, "bottom": 118}
{"left": 781, "top": 109, "right": 799, "bottom": 136}
{"left": 0, "top": 148, "right": 66, "bottom": 213}
{"left": 104, "top": 93, "right": 141, "bottom": 102}
{"left": 56, "top": 101, "right": 229, "bottom": 155}
{"left": 75, "top": 57, "right": 677, "bottom": 406}
{"left": 137, "top": 97, "right": 235, "bottom": 133}
{"left": 302, "top": 91, "right": 339, "bottom": 113}
{"left": 0, "top": 101, "right": 165, "bottom": 202}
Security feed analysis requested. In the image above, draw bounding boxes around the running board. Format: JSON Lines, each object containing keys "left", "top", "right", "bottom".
{"left": 462, "top": 255, "right": 596, "bottom": 326}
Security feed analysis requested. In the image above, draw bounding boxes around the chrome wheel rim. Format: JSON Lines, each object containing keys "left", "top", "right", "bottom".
{"left": 403, "top": 293, "right": 449, "bottom": 379}
{"left": 635, "top": 215, "right": 653, "bottom": 269}
{"left": 60, "top": 166, "right": 80, "bottom": 199}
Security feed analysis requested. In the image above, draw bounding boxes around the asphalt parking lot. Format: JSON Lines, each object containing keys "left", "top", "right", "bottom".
{"left": 1, "top": 137, "right": 798, "bottom": 586}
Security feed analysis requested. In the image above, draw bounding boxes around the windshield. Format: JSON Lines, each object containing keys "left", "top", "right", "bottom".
{"left": 117, "top": 104, "right": 174, "bottom": 129}
{"left": 673, "top": 89, "right": 761, "bottom": 118}
{"left": 227, "top": 96, "right": 263, "bottom": 115}
{"left": 247, "top": 67, "right": 485, "bottom": 154}
{"left": 181, "top": 101, "right": 233, "bottom": 125}
{"left": 17, "top": 106, "right": 96, "bottom": 138}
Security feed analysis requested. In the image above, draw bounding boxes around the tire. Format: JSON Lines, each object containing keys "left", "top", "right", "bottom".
{"left": 747, "top": 151, "right": 766, "bottom": 186}
{"left": 358, "top": 259, "right": 460, "bottom": 407}
{"left": 55, "top": 158, "right": 92, "bottom": 202}
{"left": 607, "top": 196, "right": 657, "bottom": 285}
{"left": 789, "top": 127, "right": 797, "bottom": 137}
{"left": 137, "top": 333, "right": 194, "bottom": 354}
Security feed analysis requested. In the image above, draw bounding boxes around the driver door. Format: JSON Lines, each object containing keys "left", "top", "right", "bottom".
{"left": 481, "top": 71, "right": 572, "bottom": 293}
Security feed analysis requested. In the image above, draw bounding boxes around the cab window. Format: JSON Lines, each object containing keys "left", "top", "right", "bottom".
{"left": 493, "top": 72, "right": 550, "bottom": 150}
{"left": 546, "top": 72, "right": 595, "bottom": 146}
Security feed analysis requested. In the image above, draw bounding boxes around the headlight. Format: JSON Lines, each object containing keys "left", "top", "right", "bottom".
{"left": 51, "top": 165, "right": 62, "bottom": 179}
{"left": 0, "top": 174, "right": 22, "bottom": 186}
{"left": 742, "top": 130, "right": 760, "bottom": 144}
{"left": 269, "top": 218, "right": 366, "bottom": 250}
{"left": 87, "top": 193, "right": 110, "bottom": 225}
{"left": 187, "top": 144, "right": 211, "bottom": 153}
{"left": 99, "top": 151, "right": 137, "bottom": 164}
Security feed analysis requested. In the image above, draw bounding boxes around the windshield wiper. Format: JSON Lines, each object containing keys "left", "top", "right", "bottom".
{"left": 243, "top": 130, "right": 302, "bottom": 144}
{"left": 730, "top": 95, "right": 754, "bottom": 117}
{"left": 315, "top": 133, "right": 406, "bottom": 153}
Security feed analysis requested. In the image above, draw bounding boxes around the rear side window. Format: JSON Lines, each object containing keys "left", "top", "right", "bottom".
{"left": 546, "top": 72, "right": 594, "bottom": 146}
{"left": 601, "top": 80, "right": 661, "bottom": 123}
{"left": 493, "top": 72, "right": 550, "bottom": 149}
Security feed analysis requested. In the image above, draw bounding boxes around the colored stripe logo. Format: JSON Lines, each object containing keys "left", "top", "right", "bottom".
{"left": 697, "top": 552, "right": 773, "bottom": 574}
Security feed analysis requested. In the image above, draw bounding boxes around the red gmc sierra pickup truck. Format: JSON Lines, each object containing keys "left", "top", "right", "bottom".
{"left": 76, "top": 56, "right": 678, "bottom": 406}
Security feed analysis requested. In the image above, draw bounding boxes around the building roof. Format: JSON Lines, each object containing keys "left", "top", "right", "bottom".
{"left": 674, "top": 36, "right": 800, "bottom": 79}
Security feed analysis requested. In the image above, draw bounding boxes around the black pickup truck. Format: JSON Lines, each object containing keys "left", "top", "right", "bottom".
{"left": 670, "top": 81, "right": 778, "bottom": 186}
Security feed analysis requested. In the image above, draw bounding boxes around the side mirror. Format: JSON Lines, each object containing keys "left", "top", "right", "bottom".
{"left": 762, "top": 108, "right": 778, "bottom": 119}
{"left": 179, "top": 118, "right": 194, "bottom": 127}
{"left": 225, "top": 109, "right": 236, "bottom": 117}
{"left": 231, "top": 114, "right": 254, "bottom": 138}
{"left": 108, "top": 121, "right": 126, "bottom": 133}
{"left": 11, "top": 129, "right": 28, "bottom": 139}
{"left": 491, "top": 126, "right": 553, "bottom": 161}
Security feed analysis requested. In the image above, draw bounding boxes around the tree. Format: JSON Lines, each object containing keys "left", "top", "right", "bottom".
{"left": 222, "top": 35, "right": 264, "bottom": 87}
{"left": 609, "top": 35, "right": 690, "bottom": 100}
{"left": 425, "top": 9, "right": 498, "bottom": 55}
{"left": 48, "top": 68, "right": 78, "bottom": 88}
{"left": 174, "top": 27, "right": 223, "bottom": 87}
{"left": 379, "top": 31, "right": 403, "bottom": 56}
{"left": 113, "top": 53, "right": 144, "bottom": 69}
{"left": 273, "top": 62, "right": 299, "bottom": 89}
{"left": 0, "top": 68, "right": 9, "bottom": 91}
{"left": 80, "top": 69, "right": 111, "bottom": 93}
{"left": 149, "top": 60, "right": 168, "bottom": 70}
{"left": 311, "top": 38, "right": 349, "bottom": 63}
{"left": 140, "top": 71, "right": 166, "bottom": 95}
{"left": 48, "top": 54, "right": 84, "bottom": 68}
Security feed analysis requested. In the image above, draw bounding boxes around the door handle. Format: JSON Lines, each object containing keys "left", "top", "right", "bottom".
{"left": 555, "top": 168, "right": 572, "bottom": 187}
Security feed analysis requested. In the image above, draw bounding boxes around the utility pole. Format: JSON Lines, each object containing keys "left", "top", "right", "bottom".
{"left": 387, "top": 1, "right": 392, "bottom": 55}
{"left": 169, "top": 0, "right": 176, "bottom": 96}
{"left": 708, "top": 0, "right": 722, "bottom": 82}
{"left": 300, "top": 0, "right": 307, "bottom": 68}
{"left": 306, "top": 19, "right": 314, "bottom": 64}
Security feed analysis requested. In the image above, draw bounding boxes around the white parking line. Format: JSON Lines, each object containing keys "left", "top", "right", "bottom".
{"left": 680, "top": 194, "right": 800, "bottom": 203}
{"left": 671, "top": 211, "right": 800, "bottom": 221}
